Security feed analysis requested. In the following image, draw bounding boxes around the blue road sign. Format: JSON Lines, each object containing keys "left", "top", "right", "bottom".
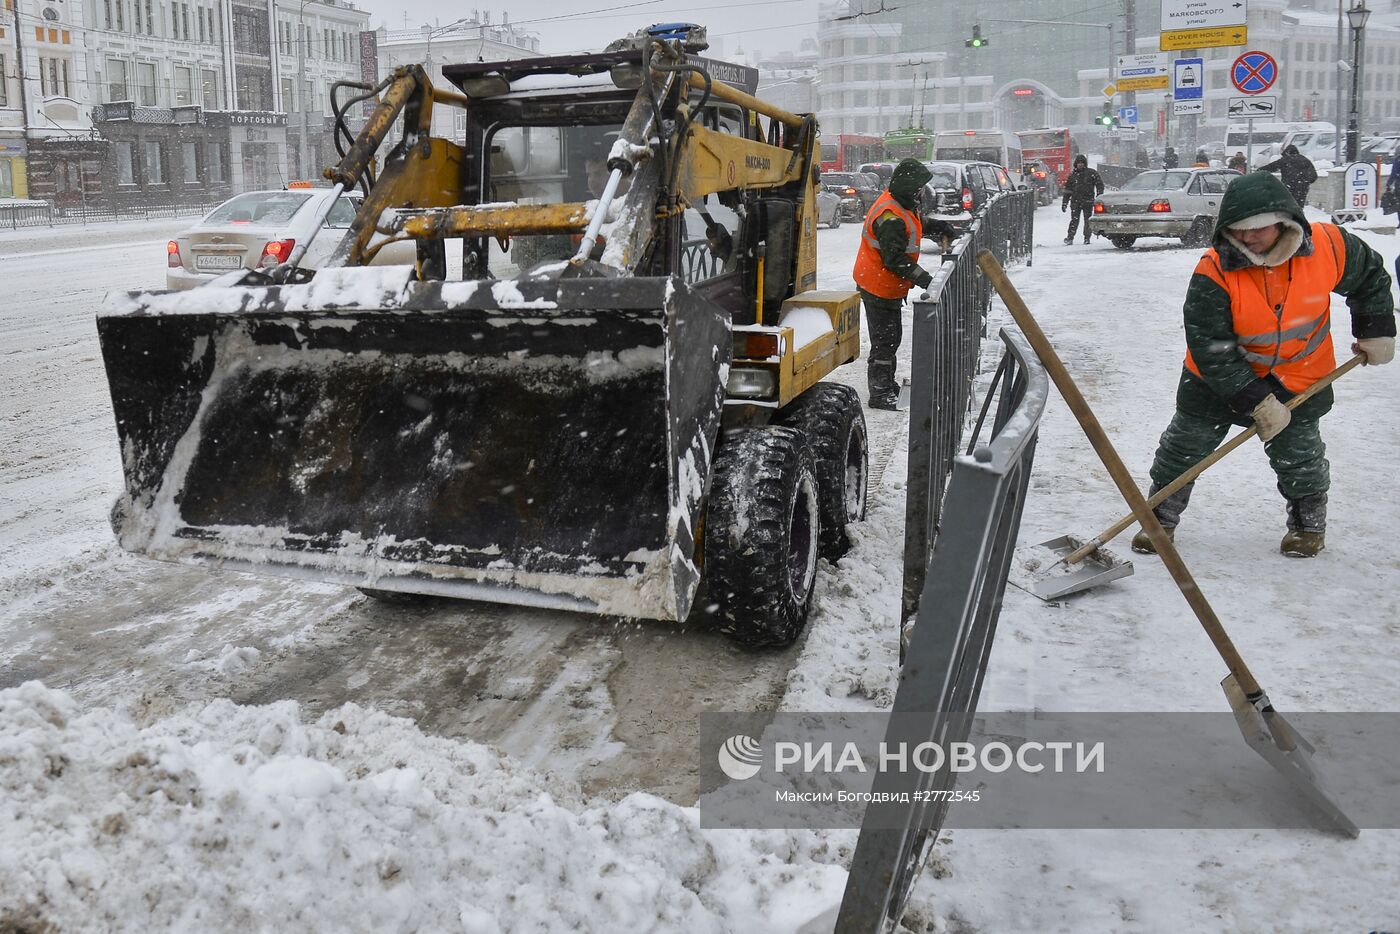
{"left": 1173, "top": 57, "right": 1204, "bottom": 101}
{"left": 1231, "top": 51, "right": 1278, "bottom": 95}
{"left": 1118, "top": 106, "right": 1139, "bottom": 125}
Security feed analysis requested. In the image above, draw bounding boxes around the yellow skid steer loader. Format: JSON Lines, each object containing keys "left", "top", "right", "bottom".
{"left": 97, "top": 24, "right": 867, "bottom": 646}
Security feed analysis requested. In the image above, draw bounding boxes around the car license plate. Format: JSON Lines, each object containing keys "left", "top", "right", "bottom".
{"left": 194, "top": 253, "right": 242, "bottom": 271}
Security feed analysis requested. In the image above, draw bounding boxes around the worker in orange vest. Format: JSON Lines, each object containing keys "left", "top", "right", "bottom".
{"left": 852, "top": 158, "right": 935, "bottom": 410}
{"left": 1133, "top": 172, "right": 1394, "bottom": 558}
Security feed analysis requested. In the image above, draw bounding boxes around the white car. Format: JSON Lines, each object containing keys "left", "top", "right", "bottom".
{"left": 165, "top": 188, "right": 415, "bottom": 290}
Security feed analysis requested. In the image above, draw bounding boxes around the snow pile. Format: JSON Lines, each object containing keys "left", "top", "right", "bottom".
{"left": 0, "top": 682, "right": 847, "bottom": 933}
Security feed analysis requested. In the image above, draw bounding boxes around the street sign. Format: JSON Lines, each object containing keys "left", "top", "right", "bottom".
{"left": 1174, "top": 99, "right": 1204, "bottom": 116}
{"left": 1162, "top": 0, "right": 1246, "bottom": 32}
{"left": 1334, "top": 162, "right": 1378, "bottom": 224}
{"left": 1118, "top": 105, "right": 1139, "bottom": 125}
{"left": 1116, "top": 125, "right": 1140, "bottom": 141}
{"left": 1231, "top": 50, "right": 1278, "bottom": 94}
{"left": 1102, "top": 84, "right": 1116, "bottom": 98}
{"left": 1116, "top": 52, "right": 1169, "bottom": 91}
{"left": 1173, "top": 57, "right": 1204, "bottom": 101}
{"left": 1227, "top": 95, "right": 1277, "bottom": 117}
{"left": 1161, "top": 25, "right": 1248, "bottom": 51}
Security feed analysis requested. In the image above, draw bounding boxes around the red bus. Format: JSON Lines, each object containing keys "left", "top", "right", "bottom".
{"left": 1016, "top": 128, "right": 1079, "bottom": 185}
{"left": 819, "top": 134, "right": 883, "bottom": 173}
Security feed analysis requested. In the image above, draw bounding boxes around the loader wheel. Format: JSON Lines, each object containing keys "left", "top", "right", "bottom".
{"left": 775, "top": 383, "right": 868, "bottom": 560}
{"left": 704, "top": 426, "right": 820, "bottom": 648}
{"left": 357, "top": 587, "right": 435, "bottom": 606}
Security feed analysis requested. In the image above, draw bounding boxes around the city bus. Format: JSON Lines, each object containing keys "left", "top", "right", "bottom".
{"left": 933, "top": 128, "right": 1024, "bottom": 186}
{"left": 883, "top": 127, "right": 935, "bottom": 162}
{"left": 819, "top": 133, "right": 883, "bottom": 173}
{"left": 1017, "top": 127, "right": 1079, "bottom": 185}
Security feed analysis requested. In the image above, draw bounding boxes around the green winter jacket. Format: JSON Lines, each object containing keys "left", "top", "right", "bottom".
{"left": 1176, "top": 171, "right": 1395, "bottom": 422}
{"left": 871, "top": 158, "right": 934, "bottom": 290}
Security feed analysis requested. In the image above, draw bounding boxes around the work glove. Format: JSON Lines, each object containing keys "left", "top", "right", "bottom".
{"left": 913, "top": 268, "right": 934, "bottom": 290}
{"left": 1353, "top": 336, "right": 1395, "bottom": 366}
{"left": 1251, "top": 395, "right": 1291, "bottom": 442}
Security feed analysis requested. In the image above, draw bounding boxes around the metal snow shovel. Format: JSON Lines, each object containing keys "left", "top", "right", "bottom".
{"left": 1014, "top": 352, "right": 1365, "bottom": 600}
{"left": 978, "top": 250, "right": 1360, "bottom": 838}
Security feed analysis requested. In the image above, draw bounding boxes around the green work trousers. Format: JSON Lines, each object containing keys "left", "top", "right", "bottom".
{"left": 1148, "top": 408, "right": 1329, "bottom": 500}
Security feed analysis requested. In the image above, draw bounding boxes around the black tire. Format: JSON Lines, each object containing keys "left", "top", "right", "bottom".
{"left": 829, "top": 211, "right": 842, "bottom": 230}
{"left": 1183, "top": 217, "right": 1212, "bottom": 247}
{"left": 774, "top": 383, "right": 868, "bottom": 560}
{"left": 704, "top": 426, "right": 820, "bottom": 648}
{"left": 1108, "top": 235, "right": 1137, "bottom": 250}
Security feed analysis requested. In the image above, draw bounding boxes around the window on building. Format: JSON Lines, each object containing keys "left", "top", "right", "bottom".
{"left": 175, "top": 65, "right": 192, "bottom": 104}
{"left": 281, "top": 77, "right": 293, "bottom": 110}
{"left": 0, "top": 160, "right": 12, "bottom": 198}
{"left": 146, "top": 0, "right": 153, "bottom": 35}
{"left": 134, "top": 0, "right": 142, "bottom": 34}
{"left": 146, "top": 141, "right": 164, "bottom": 183}
{"left": 182, "top": 4, "right": 190, "bottom": 40}
{"left": 182, "top": 141, "right": 199, "bottom": 183}
{"left": 116, "top": 0, "right": 124, "bottom": 31}
{"left": 137, "top": 61, "right": 156, "bottom": 105}
{"left": 202, "top": 69, "right": 218, "bottom": 109}
{"left": 104, "top": 0, "right": 112, "bottom": 29}
{"left": 107, "top": 58, "right": 129, "bottom": 101}
{"left": 116, "top": 141, "right": 136, "bottom": 184}
{"left": 0, "top": 55, "right": 7, "bottom": 106}
{"left": 207, "top": 141, "right": 225, "bottom": 181}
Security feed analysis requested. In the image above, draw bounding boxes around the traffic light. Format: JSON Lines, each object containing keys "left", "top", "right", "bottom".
{"left": 1097, "top": 104, "right": 1117, "bottom": 127}
{"left": 965, "top": 24, "right": 987, "bottom": 48}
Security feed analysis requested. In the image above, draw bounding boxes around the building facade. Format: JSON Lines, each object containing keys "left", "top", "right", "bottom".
{"left": 816, "top": 0, "right": 1400, "bottom": 155}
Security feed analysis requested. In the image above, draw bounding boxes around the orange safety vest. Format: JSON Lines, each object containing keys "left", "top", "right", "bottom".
{"left": 1185, "top": 222, "right": 1345, "bottom": 393}
{"left": 853, "top": 192, "right": 923, "bottom": 300}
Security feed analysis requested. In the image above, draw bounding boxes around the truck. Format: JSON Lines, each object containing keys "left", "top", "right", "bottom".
{"left": 95, "top": 24, "right": 868, "bottom": 647}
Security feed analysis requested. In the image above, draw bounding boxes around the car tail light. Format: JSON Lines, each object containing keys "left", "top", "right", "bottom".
{"left": 961, "top": 187, "right": 973, "bottom": 210}
{"left": 1034, "top": 170, "right": 1047, "bottom": 178}
{"left": 1149, "top": 199, "right": 1172, "bottom": 213}
{"left": 166, "top": 240, "right": 182, "bottom": 268}
{"left": 844, "top": 187, "right": 857, "bottom": 195}
{"left": 259, "top": 239, "right": 295, "bottom": 268}
{"left": 1093, "top": 202, "right": 1106, "bottom": 214}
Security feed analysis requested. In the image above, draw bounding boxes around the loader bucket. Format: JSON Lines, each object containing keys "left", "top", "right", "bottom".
{"left": 96, "top": 265, "right": 731, "bottom": 621}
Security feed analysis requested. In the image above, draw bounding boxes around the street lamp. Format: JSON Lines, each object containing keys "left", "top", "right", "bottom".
{"left": 1345, "top": 1, "right": 1370, "bottom": 162}
{"left": 1309, "top": 90, "right": 1319, "bottom": 121}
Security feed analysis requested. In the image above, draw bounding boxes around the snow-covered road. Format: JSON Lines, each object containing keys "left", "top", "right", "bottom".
{"left": 3, "top": 205, "right": 1398, "bottom": 931}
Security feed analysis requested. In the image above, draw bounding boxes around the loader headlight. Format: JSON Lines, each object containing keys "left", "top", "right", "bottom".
{"left": 726, "top": 366, "right": 777, "bottom": 399}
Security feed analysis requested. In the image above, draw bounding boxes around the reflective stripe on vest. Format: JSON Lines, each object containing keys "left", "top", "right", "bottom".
{"left": 852, "top": 191, "right": 922, "bottom": 300}
{"left": 1184, "top": 223, "right": 1346, "bottom": 393}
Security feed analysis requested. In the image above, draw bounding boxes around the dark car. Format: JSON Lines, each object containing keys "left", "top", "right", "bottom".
{"left": 820, "top": 171, "right": 880, "bottom": 220}
{"left": 858, "top": 162, "right": 896, "bottom": 186}
{"left": 920, "top": 160, "right": 1018, "bottom": 237}
{"left": 1023, "top": 159, "right": 1059, "bottom": 206}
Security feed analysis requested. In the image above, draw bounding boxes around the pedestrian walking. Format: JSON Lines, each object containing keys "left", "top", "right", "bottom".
{"left": 1133, "top": 172, "right": 1395, "bottom": 559}
{"left": 1060, "top": 154, "right": 1104, "bottom": 245}
{"left": 1193, "top": 149, "right": 1210, "bottom": 167}
{"left": 1259, "top": 144, "right": 1318, "bottom": 208}
{"left": 1227, "top": 151, "right": 1248, "bottom": 172}
{"left": 1164, "top": 146, "right": 1179, "bottom": 169}
{"left": 851, "top": 158, "right": 935, "bottom": 410}
{"left": 1384, "top": 150, "right": 1400, "bottom": 230}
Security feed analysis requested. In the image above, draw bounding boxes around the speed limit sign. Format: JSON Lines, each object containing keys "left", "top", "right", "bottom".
{"left": 1333, "top": 162, "right": 1378, "bottom": 224}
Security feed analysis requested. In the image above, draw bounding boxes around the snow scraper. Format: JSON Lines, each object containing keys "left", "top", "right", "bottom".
{"left": 980, "top": 251, "right": 1359, "bottom": 837}
{"left": 96, "top": 25, "right": 869, "bottom": 647}
{"left": 1015, "top": 354, "right": 1365, "bottom": 600}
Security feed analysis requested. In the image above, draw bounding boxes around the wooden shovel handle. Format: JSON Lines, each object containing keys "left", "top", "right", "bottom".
{"left": 1064, "top": 354, "right": 1367, "bottom": 566}
{"left": 977, "top": 250, "right": 1263, "bottom": 696}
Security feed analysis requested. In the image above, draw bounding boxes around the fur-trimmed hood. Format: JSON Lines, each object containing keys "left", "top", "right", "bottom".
{"left": 1212, "top": 172, "right": 1313, "bottom": 270}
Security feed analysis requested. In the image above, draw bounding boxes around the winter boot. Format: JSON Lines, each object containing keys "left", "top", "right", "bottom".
{"left": 1130, "top": 480, "right": 1195, "bottom": 555}
{"left": 867, "top": 357, "right": 898, "bottom": 411}
{"left": 1063, "top": 236, "right": 1074, "bottom": 245}
{"left": 1280, "top": 491, "right": 1327, "bottom": 558}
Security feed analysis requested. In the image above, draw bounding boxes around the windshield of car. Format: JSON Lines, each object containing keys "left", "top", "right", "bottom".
{"left": 934, "top": 146, "right": 1004, "bottom": 164}
{"left": 1122, "top": 171, "right": 1192, "bottom": 191}
{"left": 202, "top": 192, "right": 311, "bottom": 226}
{"left": 924, "top": 164, "right": 960, "bottom": 189}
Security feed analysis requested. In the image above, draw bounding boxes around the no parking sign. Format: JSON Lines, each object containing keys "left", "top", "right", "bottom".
{"left": 1230, "top": 50, "right": 1278, "bottom": 94}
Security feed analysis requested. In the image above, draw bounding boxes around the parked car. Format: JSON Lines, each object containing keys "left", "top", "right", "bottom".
{"left": 165, "top": 188, "right": 416, "bottom": 290}
{"left": 858, "top": 162, "right": 896, "bottom": 186}
{"left": 1358, "top": 135, "right": 1400, "bottom": 164}
{"left": 820, "top": 171, "right": 880, "bottom": 219}
{"left": 815, "top": 188, "right": 843, "bottom": 229}
{"left": 920, "top": 160, "right": 1019, "bottom": 238}
{"left": 1089, "top": 167, "right": 1241, "bottom": 249}
{"left": 1023, "top": 158, "right": 1059, "bottom": 205}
